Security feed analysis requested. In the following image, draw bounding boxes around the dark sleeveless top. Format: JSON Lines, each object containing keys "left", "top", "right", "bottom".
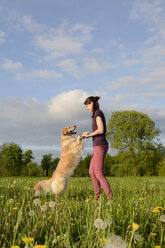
{"left": 92, "top": 109, "right": 108, "bottom": 146}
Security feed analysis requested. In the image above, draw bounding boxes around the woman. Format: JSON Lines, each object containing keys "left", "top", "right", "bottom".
{"left": 80, "top": 96, "right": 113, "bottom": 200}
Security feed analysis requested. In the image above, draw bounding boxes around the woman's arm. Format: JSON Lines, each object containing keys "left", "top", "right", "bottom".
{"left": 80, "top": 116, "right": 104, "bottom": 139}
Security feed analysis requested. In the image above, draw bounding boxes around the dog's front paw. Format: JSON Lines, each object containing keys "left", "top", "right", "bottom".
{"left": 82, "top": 131, "right": 89, "bottom": 136}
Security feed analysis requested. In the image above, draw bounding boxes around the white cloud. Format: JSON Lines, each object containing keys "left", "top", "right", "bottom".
{"left": 0, "top": 90, "right": 91, "bottom": 146}
{"left": 8, "top": 11, "right": 47, "bottom": 33}
{"left": 141, "top": 92, "right": 165, "bottom": 100}
{"left": 48, "top": 89, "right": 89, "bottom": 121}
{"left": 1, "top": 58, "right": 23, "bottom": 71}
{"left": 0, "top": 30, "right": 6, "bottom": 44}
{"left": 30, "top": 69, "right": 62, "bottom": 79}
{"left": 107, "top": 76, "right": 138, "bottom": 91}
{"left": 68, "top": 23, "right": 92, "bottom": 41}
{"left": 83, "top": 58, "right": 114, "bottom": 73}
{"left": 57, "top": 57, "right": 114, "bottom": 77}
{"left": 130, "top": 0, "right": 165, "bottom": 40}
{"left": 57, "top": 59, "right": 83, "bottom": 77}
{"left": 35, "top": 35, "right": 84, "bottom": 59}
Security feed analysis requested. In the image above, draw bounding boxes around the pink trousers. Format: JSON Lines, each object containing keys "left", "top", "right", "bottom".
{"left": 89, "top": 145, "right": 112, "bottom": 199}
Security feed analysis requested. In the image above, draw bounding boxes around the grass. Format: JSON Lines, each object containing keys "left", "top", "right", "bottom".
{"left": 0, "top": 176, "right": 165, "bottom": 248}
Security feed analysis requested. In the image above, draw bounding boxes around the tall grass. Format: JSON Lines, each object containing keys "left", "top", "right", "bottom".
{"left": 0, "top": 177, "right": 164, "bottom": 247}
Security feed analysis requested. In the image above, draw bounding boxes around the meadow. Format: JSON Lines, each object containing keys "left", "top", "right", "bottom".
{"left": 0, "top": 177, "right": 165, "bottom": 248}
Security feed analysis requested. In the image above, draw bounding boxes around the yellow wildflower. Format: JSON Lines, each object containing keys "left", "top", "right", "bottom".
{"left": 132, "top": 222, "right": 139, "bottom": 231}
{"left": 138, "top": 198, "right": 144, "bottom": 201}
{"left": 85, "top": 199, "right": 90, "bottom": 202}
{"left": 154, "top": 206, "right": 163, "bottom": 211}
{"left": 48, "top": 216, "right": 52, "bottom": 219}
{"left": 155, "top": 246, "right": 160, "bottom": 248}
{"left": 12, "top": 208, "right": 17, "bottom": 210}
{"left": 152, "top": 209, "right": 160, "bottom": 213}
{"left": 100, "top": 238, "right": 107, "bottom": 244}
{"left": 33, "top": 245, "right": 46, "bottom": 248}
{"left": 150, "top": 232, "right": 156, "bottom": 236}
{"left": 11, "top": 246, "right": 20, "bottom": 248}
{"left": 22, "top": 237, "right": 34, "bottom": 244}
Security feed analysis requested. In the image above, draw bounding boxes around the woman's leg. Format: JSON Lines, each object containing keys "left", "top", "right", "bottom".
{"left": 89, "top": 154, "right": 101, "bottom": 199}
{"left": 93, "top": 145, "right": 113, "bottom": 199}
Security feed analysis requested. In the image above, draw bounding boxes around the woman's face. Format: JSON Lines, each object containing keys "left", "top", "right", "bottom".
{"left": 85, "top": 102, "right": 93, "bottom": 113}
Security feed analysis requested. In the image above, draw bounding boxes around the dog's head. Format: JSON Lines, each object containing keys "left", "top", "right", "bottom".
{"left": 62, "top": 125, "right": 77, "bottom": 136}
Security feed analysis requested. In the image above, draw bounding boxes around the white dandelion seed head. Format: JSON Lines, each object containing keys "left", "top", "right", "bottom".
{"left": 94, "top": 218, "right": 107, "bottom": 229}
{"left": 49, "top": 201, "right": 55, "bottom": 208}
{"left": 34, "top": 198, "right": 41, "bottom": 205}
{"left": 105, "top": 234, "right": 128, "bottom": 248}
{"left": 160, "top": 215, "right": 165, "bottom": 223}
{"left": 104, "top": 219, "right": 113, "bottom": 228}
{"left": 34, "top": 191, "right": 41, "bottom": 197}
{"left": 134, "top": 233, "right": 142, "bottom": 242}
{"left": 40, "top": 205, "right": 47, "bottom": 211}
{"left": 9, "top": 198, "right": 14, "bottom": 203}
{"left": 29, "top": 210, "right": 35, "bottom": 217}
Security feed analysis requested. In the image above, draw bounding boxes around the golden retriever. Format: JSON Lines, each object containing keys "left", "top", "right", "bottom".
{"left": 34, "top": 126, "right": 88, "bottom": 196}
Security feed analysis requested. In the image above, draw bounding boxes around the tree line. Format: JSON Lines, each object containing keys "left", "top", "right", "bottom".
{"left": 0, "top": 110, "right": 165, "bottom": 177}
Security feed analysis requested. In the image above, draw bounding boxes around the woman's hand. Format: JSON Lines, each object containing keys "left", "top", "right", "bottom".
{"left": 80, "top": 134, "right": 89, "bottom": 139}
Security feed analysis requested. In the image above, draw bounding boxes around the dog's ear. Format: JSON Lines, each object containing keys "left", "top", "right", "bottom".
{"left": 62, "top": 127, "right": 68, "bottom": 135}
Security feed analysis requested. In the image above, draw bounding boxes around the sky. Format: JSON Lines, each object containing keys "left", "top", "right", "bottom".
{"left": 0, "top": 0, "right": 165, "bottom": 163}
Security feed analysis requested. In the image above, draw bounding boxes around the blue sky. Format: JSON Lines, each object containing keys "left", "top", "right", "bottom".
{"left": 0, "top": 0, "right": 165, "bottom": 162}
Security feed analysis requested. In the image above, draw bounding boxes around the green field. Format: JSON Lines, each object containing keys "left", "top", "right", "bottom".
{"left": 0, "top": 177, "right": 165, "bottom": 248}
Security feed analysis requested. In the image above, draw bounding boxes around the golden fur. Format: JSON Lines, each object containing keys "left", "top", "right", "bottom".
{"left": 34, "top": 126, "right": 88, "bottom": 196}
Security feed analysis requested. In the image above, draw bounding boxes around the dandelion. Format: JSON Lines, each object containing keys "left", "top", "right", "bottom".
{"left": 152, "top": 209, "right": 160, "bottom": 213}
{"left": 134, "top": 233, "right": 142, "bottom": 242}
{"left": 104, "top": 234, "right": 127, "bottom": 248}
{"left": 29, "top": 210, "right": 35, "bottom": 217}
{"left": 33, "top": 246, "right": 46, "bottom": 248}
{"left": 150, "top": 232, "right": 156, "bottom": 236}
{"left": 11, "top": 246, "right": 20, "bottom": 248}
{"left": 160, "top": 215, "right": 165, "bottom": 223}
{"left": 34, "top": 198, "right": 41, "bottom": 205}
{"left": 100, "top": 238, "right": 107, "bottom": 244}
{"left": 154, "top": 206, "right": 164, "bottom": 211}
{"left": 9, "top": 198, "right": 14, "bottom": 203}
{"left": 94, "top": 218, "right": 108, "bottom": 229}
{"left": 155, "top": 246, "right": 160, "bottom": 248}
{"left": 132, "top": 222, "right": 139, "bottom": 231}
{"left": 49, "top": 201, "right": 55, "bottom": 208}
{"left": 48, "top": 216, "right": 52, "bottom": 219}
{"left": 40, "top": 205, "right": 47, "bottom": 211}
{"left": 12, "top": 207, "right": 18, "bottom": 210}
{"left": 22, "top": 237, "right": 34, "bottom": 244}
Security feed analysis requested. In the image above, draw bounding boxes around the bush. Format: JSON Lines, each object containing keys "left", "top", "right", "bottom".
{"left": 21, "top": 162, "right": 42, "bottom": 177}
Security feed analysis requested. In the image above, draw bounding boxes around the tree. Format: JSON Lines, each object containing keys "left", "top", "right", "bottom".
{"left": 23, "top": 150, "right": 34, "bottom": 166}
{"left": 3, "top": 143, "right": 23, "bottom": 176}
{"left": 51, "top": 157, "right": 60, "bottom": 172}
{"left": 22, "top": 162, "right": 42, "bottom": 176}
{"left": 74, "top": 154, "right": 92, "bottom": 176}
{"left": 41, "top": 153, "right": 52, "bottom": 176}
{"left": 107, "top": 110, "right": 160, "bottom": 153}
{"left": 106, "top": 111, "right": 162, "bottom": 176}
